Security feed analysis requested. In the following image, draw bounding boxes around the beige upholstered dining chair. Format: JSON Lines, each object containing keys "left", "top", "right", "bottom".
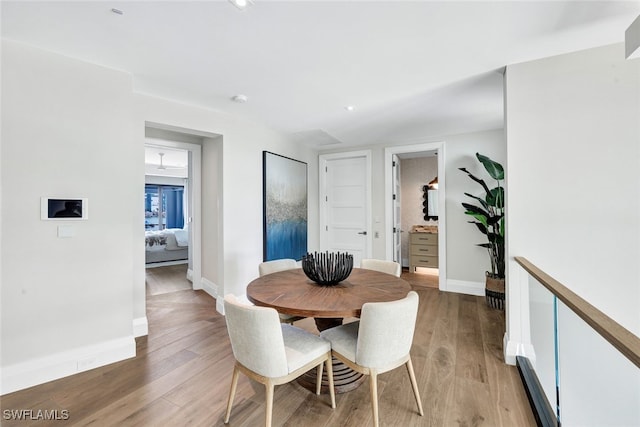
{"left": 258, "top": 258, "right": 305, "bottom": 324}
{"left": 258, "top": 258, "right": 298, "bottom": 276}
{"left": 223, "top": 294, "right": 336, "bottom": 427}
{"left": 320, "top": 291, "right": 423, "bottom": 427}
{"left": 360, "top": 258, "right": 402, "bottom": 277}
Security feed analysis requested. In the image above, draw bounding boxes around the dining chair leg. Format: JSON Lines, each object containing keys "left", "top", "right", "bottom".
{"left": 316, "top": 362, "right": 324, "bottom": 395}
{"left": 369, "top": 371, "right": 379, "bottom": 427}
{"left": 325, "top": 356, "right": 336, "bottom": 409}
{"left": 405, "top": 357, "right": 424, "bottom": 416}
{"left": 265, "top": 381, "right": 275, "bottom": 427}
{"left": 224, "top": 365, "right": 240, "bottom": 423}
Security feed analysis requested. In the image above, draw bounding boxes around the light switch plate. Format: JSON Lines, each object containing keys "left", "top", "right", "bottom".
{"left": 57, "top": 225, "right": 75, "bottom": 238}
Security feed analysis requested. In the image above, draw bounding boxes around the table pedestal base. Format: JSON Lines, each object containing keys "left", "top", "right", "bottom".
{"left": 297, "top": 356, "right": 366, "bottom": 394}
{"left": 297, "top": 317, "right": 366, "bottom": 394}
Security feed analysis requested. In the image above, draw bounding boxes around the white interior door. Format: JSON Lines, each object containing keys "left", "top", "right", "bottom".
{"left": 320, "top": 152, "right": 371, "bottom": 267}
{"left": 392, "top": 154, "right": 402, "bottom": 264}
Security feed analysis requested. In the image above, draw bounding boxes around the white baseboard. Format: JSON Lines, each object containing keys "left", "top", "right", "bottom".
{"left": 446, "top": 279, "right": 485, "bottom": 296}
{"left": 186, "top": 268, "right": 193, "bottom": 282}
{"left": 201, "top": 277, "right": 218, "bottom": 299}
{"left": 133, "top": 317, "right": 148, "bottom": 337}
{"left": 201, "top": 277, "right": 225, "bottom": 314}
{"left": 1, "top": 336, "right": 136, "bottom": 395}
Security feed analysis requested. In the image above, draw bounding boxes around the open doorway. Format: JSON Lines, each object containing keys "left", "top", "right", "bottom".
{"left": 142, "top": 122, "right": 224, "bottom": 304}
{"left": 396, "top": 152, "right": 439, "bottom": 271}
{"left": 385, "top": 142, "right": 446, "bottom": 291}
{"left": 144, "top": 146, "right": 190, "bottom": 270}
{"left": 144, "top": 126, "right": 203, "bottom": 293}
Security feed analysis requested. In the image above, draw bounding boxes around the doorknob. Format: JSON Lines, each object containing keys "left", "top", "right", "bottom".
{"left": 358, "top": 231, "right": 367, "bottom": 235}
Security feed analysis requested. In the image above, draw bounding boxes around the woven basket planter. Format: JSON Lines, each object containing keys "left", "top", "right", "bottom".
{"left": 485, "top": 274, "right": 505, "bottom": 310}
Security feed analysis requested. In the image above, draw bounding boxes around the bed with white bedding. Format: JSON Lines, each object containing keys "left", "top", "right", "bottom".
{"left": 145, "top": 228, "right": 189, "bottom": 264}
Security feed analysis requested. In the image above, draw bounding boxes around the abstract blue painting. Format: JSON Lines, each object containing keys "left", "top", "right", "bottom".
{"left": 263, "top": 151, "right": 308, "bottom": 261}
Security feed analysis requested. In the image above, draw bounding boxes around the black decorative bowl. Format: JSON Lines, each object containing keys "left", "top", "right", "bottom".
{"left": 302, "top": 251, "right": 353, "bottom": 286}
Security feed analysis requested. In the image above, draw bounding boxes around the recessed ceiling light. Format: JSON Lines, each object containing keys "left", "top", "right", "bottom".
{"left": 228, "top": 0, "right": 254, "bottom": 10}
{"left": 345, "top": 105, "right": 356, "bottom": 112}
{"left": 231, "top": 94, "right": 248, "bottom": 103}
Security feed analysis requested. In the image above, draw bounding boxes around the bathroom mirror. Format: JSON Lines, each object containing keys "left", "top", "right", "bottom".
{"left": 422, "top": 177, "right": 438, "bottom": 219}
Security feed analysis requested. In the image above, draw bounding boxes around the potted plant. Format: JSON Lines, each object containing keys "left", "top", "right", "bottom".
{"left": 459, "top": 153, "right": 505, "bottom": 309}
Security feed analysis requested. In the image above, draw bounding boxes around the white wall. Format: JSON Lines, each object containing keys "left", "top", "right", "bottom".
{"left": 1, "top": 40, "right": 319, "bottom": 393}
{"left": 1, "top": 40, "right": 138, "bottom": 393}
{"left": 201, "top": 135, "right": 223, "bottom": 295}
{"left": 505, "top": 43, "right": 639, "bottom": 423}
{"left": 445, "top": 129, "right": 506, "bottom": 285}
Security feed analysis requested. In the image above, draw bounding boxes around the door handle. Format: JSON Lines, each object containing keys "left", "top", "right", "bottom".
{"left": 358, "top": 231, "right": 367, "bottom": 235}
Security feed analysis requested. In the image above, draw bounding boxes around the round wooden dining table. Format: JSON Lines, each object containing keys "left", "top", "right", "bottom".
{"left": 246, "top": 267, "right": 412, "bottom": 392}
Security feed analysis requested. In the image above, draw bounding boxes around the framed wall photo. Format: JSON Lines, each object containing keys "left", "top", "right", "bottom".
{"left": 41, "top": 197, "right": 88, "bottom": 220}
{"left": 263, "top": 151, "right": 308, "bottom": 261}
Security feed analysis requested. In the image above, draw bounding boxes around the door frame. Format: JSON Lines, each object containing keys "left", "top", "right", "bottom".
{"left": 392, "top": 154, "right": 402, "bottom": 263}
{"left": 384, "top": 142, "right": 447, "bottom": 291}
{"left": 318, "top": 150, "right": 373, "bottom": 260}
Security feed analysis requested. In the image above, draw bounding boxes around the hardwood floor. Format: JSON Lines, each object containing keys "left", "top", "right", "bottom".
{"left": 145, "top": 263, "right": 192, "bottom": 295}
{"left": 1, "top": 266, "right": 535, "bottom": 426}
{"left": 401, "top": 267, "right": 439, "bottom": 289}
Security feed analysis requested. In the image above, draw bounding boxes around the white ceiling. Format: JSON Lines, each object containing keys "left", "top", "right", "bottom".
{"left": 3, "top": 1, "right": 639, "bottom": 148}
{"left": 144, "top": 146, "right": 188, "bottom": 168}
{"left": 144, "top": 145, "right": 188, "bottom": 177}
